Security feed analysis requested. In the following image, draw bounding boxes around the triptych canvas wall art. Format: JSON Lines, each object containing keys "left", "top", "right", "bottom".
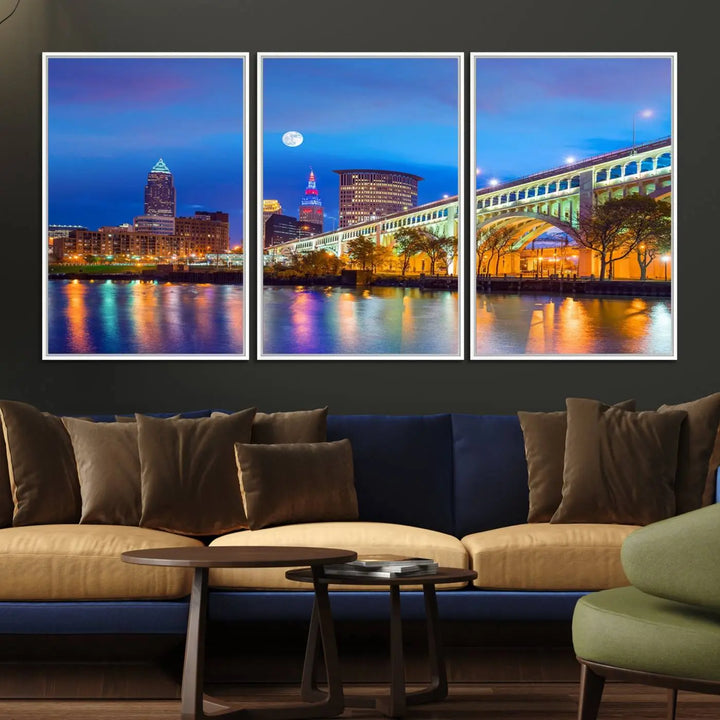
{"left": 43, "top": 52, "right": 675, "bottom": 361}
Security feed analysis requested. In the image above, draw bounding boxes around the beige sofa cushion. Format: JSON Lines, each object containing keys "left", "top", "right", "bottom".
{"left": 0, "top": 525, "right": 202, "bottom": 600}
{"left": 209, "top": 521, "right": 468, "bottom": 590}
{"left": 462, "top": 523, "right": 639, "bottom": 591}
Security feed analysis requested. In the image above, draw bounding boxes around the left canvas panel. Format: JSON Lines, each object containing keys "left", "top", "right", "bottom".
{"left": 43, "top": 53, "right": 249, "bottom": 360}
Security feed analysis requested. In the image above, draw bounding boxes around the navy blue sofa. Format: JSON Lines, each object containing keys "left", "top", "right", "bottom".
{"left": 0, "top": 411, "right": 621, "bottom": 636}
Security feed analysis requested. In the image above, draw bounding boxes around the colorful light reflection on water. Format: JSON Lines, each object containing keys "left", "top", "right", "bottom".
{"left": 263, "top": 285, "right": 460, "bottom": 356}
{"left": 47, "top": 280, "right": 244, "bottom": 355}
{"left": 48, "top": 281, "right": 671, "bottom": 357}
{"left": 476, "top": 293, "right": 672, "bottom": 356}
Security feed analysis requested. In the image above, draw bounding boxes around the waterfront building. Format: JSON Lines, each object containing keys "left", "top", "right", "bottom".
{"left": 48, "top": 224, "right": 87, "bottom": 259}
{"left": 48, "top": 224, "right": 87, "bottom": 239}
{"left": 263, "top": 199, "right": 282, "bottom": 224}
{"left": 60, "top": 226, "right": 178, "bottom": 260}
{"left": 143, "top": 158, "right": 176, "bottom": 224}
{"left": 59, "top": 210, "right": 229, "bottom": 261}
{"left": 298, "top": 169, "right": 324, "bottom": 232}
{"left": 174, "top": 211, "right": 229, "bottom": 256}
{"left": 134, "top": 215, "right": 175, "bottom": 235}
{"left": 333, "top": 169, "right": 422, "bottom": 228}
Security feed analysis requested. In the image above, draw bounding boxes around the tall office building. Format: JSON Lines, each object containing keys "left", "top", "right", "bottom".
{"left": 333, "top": 169, "right": 423, "bottom": 228}
{"left": 298, "top": 169, "right": 324, "bottom": 232}
{"left": 265, "top": 214, "right": 299, "bottom": 248}
{"left": 144, "top": 158, "right": 176, "bottom": 220}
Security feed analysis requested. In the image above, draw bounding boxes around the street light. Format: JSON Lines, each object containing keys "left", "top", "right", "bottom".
{"left": 565, "top": 156, "right": 576, "bottom": 164}
{"left": 489, "top": 178, "right": 499, "bottom": 187}
{"left": 632, "top": 109, "right": 653, "bottom": 152}
{"left": 661, "top": 254, "right": 671, "bottom": 281}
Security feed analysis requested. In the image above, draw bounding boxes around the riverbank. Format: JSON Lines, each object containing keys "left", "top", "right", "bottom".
{"left": 48, "top": 272, "right": 670, "bottom": 298}
{"left": 49, "top": 269, "right": 244, "bottom": 284}
{"left": 265, "top": 274, "right": 670, "bottom": 297}
{"left": 476, "top": 277, "right": 671, "bottom": 297}
{"left": 264, "top": 274, "right": 458, "bottom": 289}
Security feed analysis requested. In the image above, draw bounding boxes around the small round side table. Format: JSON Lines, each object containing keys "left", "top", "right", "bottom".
{"left": 286, "top": 565, "right": 477, "bottom": 718}
{"left": 123, "top": 545, "right": 356, "bottom": 720}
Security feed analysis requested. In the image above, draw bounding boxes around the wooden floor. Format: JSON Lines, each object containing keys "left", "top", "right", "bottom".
{"left": 2, "top": 683, "right": 720, "bottom": 719}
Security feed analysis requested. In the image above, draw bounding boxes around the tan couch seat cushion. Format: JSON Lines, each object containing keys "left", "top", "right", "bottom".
{"left": 209, "top": 522, "right": 469, "bottom": 591}
{"left": 0, "top": 525, "right": 203, "bottom": 600}
{"left": 462, "top": 523, "right": 639, "bottom": 591}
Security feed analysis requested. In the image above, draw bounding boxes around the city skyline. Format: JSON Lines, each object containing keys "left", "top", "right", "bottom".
{"left": 47, "top": 56, "right": 245, "bottom": 243}
{"left": 262, "top": 56, "right": 461, "bottom": 230}
{"left": 475, "top": 56, "right": 672, "bottom": 186}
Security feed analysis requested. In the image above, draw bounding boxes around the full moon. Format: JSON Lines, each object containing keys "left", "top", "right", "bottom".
{"left": 282, "top": 131, "right": 304, "bottom": 148}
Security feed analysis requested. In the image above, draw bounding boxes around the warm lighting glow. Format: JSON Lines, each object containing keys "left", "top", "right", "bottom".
{"left": 661, "top": 254, "right": 671, "bottom": 263}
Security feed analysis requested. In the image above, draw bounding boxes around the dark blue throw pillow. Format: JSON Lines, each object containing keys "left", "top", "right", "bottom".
{"left": 452, "top": 414, "right": 529, "bottom": 537}
{"left": 327, "top": 414, "right": 454, "bottom": 535}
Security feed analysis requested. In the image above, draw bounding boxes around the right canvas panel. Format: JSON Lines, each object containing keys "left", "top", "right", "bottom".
{"left": 471, "top": 53, "right": 676, "bottom": 360}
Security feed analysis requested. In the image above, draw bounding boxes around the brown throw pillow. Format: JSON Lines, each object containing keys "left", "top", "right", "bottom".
{"left": 551, "top": 398, "right": 686, "bottom": 525}
{"left": 518, "top": 399, "right": 635, "bottom": 523}
{"left": 658, "top": 393, "right": 720, "bottom": 514}
{"left": 212, "top": 408, "right": 328, "bottom": 444}
{"left": 62, "top": 417, "right": 141, "bottom": 525}
{"left": 138, "top": 409, "right": 256, "bottom": 535}
{"left": 235, "top": 440, "right": 358, "bottom": 530}
{"left": 0, "top": 430, "right": 12, "bottom": 528}
{"left": 0, "top": 400, "right": 81, "bottom": 526}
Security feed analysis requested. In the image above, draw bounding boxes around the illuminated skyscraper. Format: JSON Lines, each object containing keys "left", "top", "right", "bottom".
{"left": 334, "top": 169, "right": 423, "bottom": 228}
{"left": 136, "top": 158, "right": 176, "bottom": 235}
{"left": 298, "top": 169, "right": 324, "bottom": 232}
{"left": 144, "top": 158, "right": 176, "bottom": 218}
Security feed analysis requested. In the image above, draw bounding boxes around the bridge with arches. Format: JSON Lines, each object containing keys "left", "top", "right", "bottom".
{"left": 265, "top": 138, "right": 671, "bottom": 278}
{"left": 475, "top": 137, "right": 671, "bottom": 276}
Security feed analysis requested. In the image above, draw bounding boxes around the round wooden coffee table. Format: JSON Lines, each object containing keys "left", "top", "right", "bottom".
{"left": 286, "top": 566, "right": 477, "bottom": 718}
{"left": 122, "top": 546, "right": 356, "bottom": 720}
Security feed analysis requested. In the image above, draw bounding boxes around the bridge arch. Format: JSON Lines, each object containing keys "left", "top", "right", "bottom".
{"left": 477, "top": 211, "right": 580, "bottom": 250}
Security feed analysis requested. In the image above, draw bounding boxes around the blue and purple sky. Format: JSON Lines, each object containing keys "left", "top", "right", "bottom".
{"left": 47, "top": 55, "right": 672, "bottom": 243}
{"left": 48, "top": 56, "right": 245, "bottom": 243}
{"left": 262, "top": 57, "right": 461, "bottom": 231}
{"left": 476, "top": 56, "right": 673, "bottom": 187}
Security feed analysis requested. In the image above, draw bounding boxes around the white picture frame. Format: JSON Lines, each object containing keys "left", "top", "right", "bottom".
{"left": 470, "top": 52, "right": 677, "bottom": 361}
{"left": 42, "top": 52, "right": 250, "bottom": 360}
{"left": 257, "top": 52, "right": 465, "bottom": 360}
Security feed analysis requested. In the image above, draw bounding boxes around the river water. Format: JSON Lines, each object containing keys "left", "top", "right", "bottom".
{"left": 47, "top": 279, "right": 245, "bottom": 355}
{"left": 476, "top": 292, "right": 672, "bottom": 356}
{"left": 262, "top": 285, "right": 460, "bottom": 356}
{"left": 46, "top": 280, "right": 672, "bottom": 357}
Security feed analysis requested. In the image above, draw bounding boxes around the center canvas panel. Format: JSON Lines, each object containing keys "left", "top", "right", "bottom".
{"left": 258, "top": 53, "right": 463, "bottom": 360}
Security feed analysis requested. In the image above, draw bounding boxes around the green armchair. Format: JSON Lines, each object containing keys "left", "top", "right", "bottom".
{"left": 572, "top": 503, "right": 720, "bottom": 720}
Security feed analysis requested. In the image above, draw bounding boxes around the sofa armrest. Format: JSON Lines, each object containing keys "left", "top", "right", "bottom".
{"left": 621, "top": 504, "right": 720, "bottom": 613}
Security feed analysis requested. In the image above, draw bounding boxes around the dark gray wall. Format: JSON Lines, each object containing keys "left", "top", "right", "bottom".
{"left": 0, "top": 0, "right": 716, "bottom": 415}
